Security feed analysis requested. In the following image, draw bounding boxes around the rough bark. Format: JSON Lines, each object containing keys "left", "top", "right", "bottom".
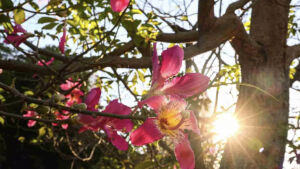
{"left": 220, "top": 0, "right": 291, "bottom": 168}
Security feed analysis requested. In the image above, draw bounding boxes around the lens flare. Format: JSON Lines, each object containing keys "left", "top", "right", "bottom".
{"left": 212, "top": 113, "right": 239, "bottom": 141}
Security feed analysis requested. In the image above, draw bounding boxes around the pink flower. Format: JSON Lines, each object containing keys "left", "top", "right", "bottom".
{"left": 52, "top": 111, "right": 69, "bottom": 130}
{"left": 0, "top": 69, "right": 2, "bottom": 74}
{"left": 84, "top": 88, "right": 101, "bottom": 111}
{"left": 59, "top": 26, "right": 66, "bottom": 54}
{"left": 23, "top": 110, "right": 39, "bottom": 127}
{"left": 110, "top": 0, "right": 129, "bottom": 12}
{"left": 144, "top": 43, "right": 209, "bottom": 100}
{"left": 60, "top": 78, "right": 84, "bottom": 107}
{"left": 37, "top": 57, "right": 54, "bottom": 66}
{"left": 78, "top": 88, "right": 133, "bottom": 151}
{"left": 4, "top": 24, "right": 30, "bottom": 47}
{"left": 130, "top": 95, "right": 200, "bottom": 169}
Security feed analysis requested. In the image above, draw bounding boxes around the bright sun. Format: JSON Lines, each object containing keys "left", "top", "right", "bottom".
{"left": 212, "top": 113, "right": 239, "bottom": 141}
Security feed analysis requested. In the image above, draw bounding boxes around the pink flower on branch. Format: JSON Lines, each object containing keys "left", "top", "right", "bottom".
{"left": 23, "top": 110, "right": 40, "bottom": 127}
{"left": 110, "top": 0, "right": 129, "bottom": 12}
{"left": 144, "top": 43, "right": 209, "bottom": 101}
{"left": 37, "top": 57, "right": 54, "bottom": 66}
{"left": 60, "top": 78, "right": 84, "bottom": 107}
{"left": 52, "top": 111, "right": 69, "bottom": 130}
{"left": 130, "top": 95, "right": 199, "bottom": 169}
{"left": 59, "top": 25, "right": 66, "bottom": 54}
{"left": 78, "top": 88, "right": 133, "bottom": 151}
{"left": 4, "top": 24, "right": 31, "bottom": 47}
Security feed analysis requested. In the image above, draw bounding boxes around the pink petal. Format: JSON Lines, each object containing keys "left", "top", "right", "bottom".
{"left": 85, "top": 88, "right": 101, "bottom": 110}
{"left": 152, "top": 43, "right": 160, "bottom": 85}
{"left": 46, "top": 57, "right": 54, "bottom": 65}
{"left": 59, "top": 27, "right": 66, "bottom": 54}
{"left": 138, "top": 95, "right": 167, "bottom": 111}
{"left": 130, "top": 118, "right": 163, "bottom": 146}
{"left": 111, "top": 119, "right": 133, "bottom": 133}
{"left": 4, "top": 35, "right": 29, "bottom": 47}
{"left": 103, "top": 99, "right": 131, "bottom": 115}
{"left": 0, "top": 69, "right": 2, "bottom": 74}
{"left": 60, "top": 81, "right": 72, "bottom": 90}
{"left": 27, "top": 120, "right": 37, "bottom": 127}
{"left": 78, "top": 114, "right": 95, "bottom": 124}
{"left": 163, "top": 73, "right": 209, "bottom": 98}
{"left": 174, "top": 136, "right": 195, "bottom": 169}
{"left": 104, "top": 127, "right": 129, "bottom": 150}
{"left": 37, "top": 57, "right": 54, "bottom": 66}
{"left": 110, "top": 0, "right": 129, "bottom": 12}
{"left": 23, "top": 110, "right": 37, "bottom": 117}
{"left": 13, "top": 24, "right": 27, "bottom": 33}
{"left": 61, "top": 124, "right": 68, "bottom": 129}
{"left": 160, "top": 45, "right": 184, "bottom": 79}
{"left": 78, "top": 114, "right": 107, "bottom": 132}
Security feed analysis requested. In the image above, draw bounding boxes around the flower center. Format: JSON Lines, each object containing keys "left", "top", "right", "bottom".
{"left": 157, "top": 107, "right": 185, "bottom": 136}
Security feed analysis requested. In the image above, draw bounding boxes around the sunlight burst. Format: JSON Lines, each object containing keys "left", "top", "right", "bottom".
{"left": 212, "top": 114, "right": 239, "bottom": 141}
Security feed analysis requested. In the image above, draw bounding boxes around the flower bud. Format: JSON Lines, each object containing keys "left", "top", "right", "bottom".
{"left": 36, "top": 106, "right": 50, "bottom": 114}
{"left": 52, "top": 93, "right": 65, "bottom": 102}
{"left": 71, "top": 103, "right": 87, "bottom": 110}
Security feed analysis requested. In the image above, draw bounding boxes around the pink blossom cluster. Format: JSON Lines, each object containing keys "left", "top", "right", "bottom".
{"left": 23, "top": 78, "right": 84, "bottom": 130}
{"left": 77, "top": 43, "right": 209, "bottom": 169}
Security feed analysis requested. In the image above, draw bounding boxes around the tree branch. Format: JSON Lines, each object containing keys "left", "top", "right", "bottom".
{"left": 0, "top": 82, "right": 146, "bottom": 120}
{"left": 156, "top": 31, "right": 199, "bottom": 43}
{"left": 0, "top": 110, "right": 66, "bottom": 123}
{"left": 198, "top": 0, "right": 216, "bottom": 34}
{"left": 0, "top": 59, "right": 53, "bottom": 75}
{"left": 225, "top": 0, "right": 251, "bottom": 14}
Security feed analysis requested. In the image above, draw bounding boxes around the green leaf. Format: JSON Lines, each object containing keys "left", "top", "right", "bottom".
{"left": 131, "top": 9, "right": 142, "bottom": 15}
{"left": 42, "top": 22, "right": 58, "bottom": 30}
{"left": 0, "top": 0, "right": 13, "bottom": 10}
{"left": 0, "top": 14, "right": 13, "bottom": 32}
{"left": 181, "top": 16, "right": 188, "bottom": 21}
{"left": 38, "top": 127, "right": 46, "bottom": 137}
{"left": 38, "top": 17, "right": 57, "bottom": 24}
{"left": 0, "top": 116, "right": 4, "bottom": 126}
{"left": 137, "top": 70, "right": 145, "bottom": 82}
{"left": 134, "top": 161, "right": 156, "bottom": 169}
{"left": 24, "top": 90, "right": 34, "bottom": 96}
{"left": 18, "top": 136, "right": 25, "bottom": 142}
{"left": 29, "top": 2, "right": 39, "bottom": 11}
{"left": 13, "top": 9, "right": 25, "bottom": 24}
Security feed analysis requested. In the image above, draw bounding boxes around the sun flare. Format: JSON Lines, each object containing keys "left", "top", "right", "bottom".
{"left": 212, "top": 114, "right": 239, "bottom": 141}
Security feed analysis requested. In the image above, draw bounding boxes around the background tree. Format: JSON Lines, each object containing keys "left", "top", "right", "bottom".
{"left": 0, "top": 0, "right": 300, "bottom": 169}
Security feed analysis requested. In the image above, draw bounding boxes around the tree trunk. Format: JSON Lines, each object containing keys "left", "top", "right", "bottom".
{"left": 220, "top": 0, "right": 291, "bottom": 168}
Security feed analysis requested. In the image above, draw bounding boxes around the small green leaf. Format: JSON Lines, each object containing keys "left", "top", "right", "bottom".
{"left": 137, "top": 70, "right": 145, "bottom": 82}
{"left": 38, "top": 127, "right": 46, "bottom": 137}
{"left": 0, "top": 116, "right": 4, "bottom": 126}
{"left": 18, "top": 136, "right": 25, "bottom": 142}
{"left": 0, "top": 14, "right": 13, "bottom": 32}
{"left": 13, "top": 9, "right": 25, "bottom": 24}
{"left": 181, "top": 16, "right": 188, "bottom": 21}
{"left": 38, "top": 17, "right": 57, "bottom": 24}
{"left": 29, "top": 2, "right": 39, "bottom": 11}
{"left": 24, "top": 90, "right": 34, "bottom": 96}
{"left": 131, "top": 9, "right": 142, "bottom": 14}
{"left": 42, "top": 22, "right": 58, "bottom": 30}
